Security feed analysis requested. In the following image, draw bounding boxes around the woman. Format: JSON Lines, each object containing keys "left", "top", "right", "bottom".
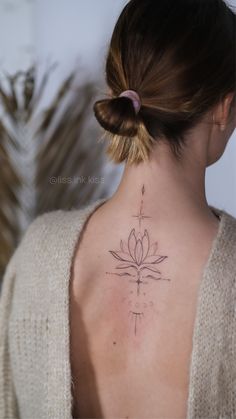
{"left": 1, "top": 0, "right": 236, "bottom": 418}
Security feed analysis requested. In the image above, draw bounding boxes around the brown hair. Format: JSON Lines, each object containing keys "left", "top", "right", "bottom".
{"left": 93, "top": 0, "right": 236, "bottom": 164}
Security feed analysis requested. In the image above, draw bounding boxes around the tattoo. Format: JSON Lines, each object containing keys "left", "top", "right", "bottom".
{"left": 106, "top": 184, "right": 171, "bottom": 336}
{"left": 129, "top": 311, "right": 144, "bottom": 336}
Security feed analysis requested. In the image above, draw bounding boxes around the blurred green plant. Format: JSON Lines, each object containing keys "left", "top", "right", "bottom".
{"left": 0, "top": 67, "right": 107, "bottom": 280}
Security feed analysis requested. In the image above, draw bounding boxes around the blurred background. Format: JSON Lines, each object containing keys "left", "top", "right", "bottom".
{"left": 0, "top": 0, "right": 235, "bottom": 279}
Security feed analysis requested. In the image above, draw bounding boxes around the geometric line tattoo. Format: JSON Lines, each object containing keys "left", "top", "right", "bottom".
{"left": 106, "top": 184, "right": 171, "bottom": 336}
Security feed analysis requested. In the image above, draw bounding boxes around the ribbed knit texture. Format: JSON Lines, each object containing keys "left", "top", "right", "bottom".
{"left": 0, "top": 198, "right": 236, "bottom": 419}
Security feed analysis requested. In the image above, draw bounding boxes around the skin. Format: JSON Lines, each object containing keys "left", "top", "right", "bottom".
{"left": 70, "top": 94, "right": 236, "bottom": 418}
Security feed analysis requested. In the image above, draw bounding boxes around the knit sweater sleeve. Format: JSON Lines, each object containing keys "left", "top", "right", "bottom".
{"left": 0, "top": 250, "right": 19, "bottom": 419}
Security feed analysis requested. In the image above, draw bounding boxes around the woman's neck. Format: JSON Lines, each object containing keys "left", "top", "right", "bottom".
{"left": 110, "top": 144, "right": 218, "bottom": 227}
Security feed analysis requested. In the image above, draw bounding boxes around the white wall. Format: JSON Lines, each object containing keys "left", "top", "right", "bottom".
{"left": 34, "top": 0, "right": 128, "bottom": 104}
{"left": 0, "top": 0, "right": 235, "bottom": 215}
{"left": 206, "top": 132, "right": 236, "bottom": 215}
{"left": 34, "top": 0, "right": 127, "bottom": 78}
{"left": 0, "top": 0, "right": 34, "bottom": 72}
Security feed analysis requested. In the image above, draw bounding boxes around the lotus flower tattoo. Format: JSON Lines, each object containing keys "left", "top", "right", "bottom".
{"left": 109, "top": 228, "right": 168, "bottom": 296}
{"left": 106, "top": 184, "right": 171, "bottom": 335}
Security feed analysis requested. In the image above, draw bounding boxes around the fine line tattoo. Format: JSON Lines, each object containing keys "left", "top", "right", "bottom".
{"left": 106, "top": 184, "right": 171, "bottom": 336}
{"left": 129, "top": 311, "right": 144, "bottom": 336}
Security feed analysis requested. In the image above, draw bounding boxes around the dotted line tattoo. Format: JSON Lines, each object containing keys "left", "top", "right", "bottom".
{"left": 106, "top": 184, "right": 171, "bottom": 336}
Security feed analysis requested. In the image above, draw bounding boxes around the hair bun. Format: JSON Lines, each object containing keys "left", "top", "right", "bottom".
{"left": 93, "top": 96, "right": 140, "bottom": 137}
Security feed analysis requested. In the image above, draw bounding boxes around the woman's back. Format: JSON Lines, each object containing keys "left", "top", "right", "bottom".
{"left": 1, "top": 197, "right": 236, "bottom": 419}
{"left": 1, "top": 0, "right": 236, "bottom": 417}
{"left": 70, "top": 193, "right": 221, "bottom": 418}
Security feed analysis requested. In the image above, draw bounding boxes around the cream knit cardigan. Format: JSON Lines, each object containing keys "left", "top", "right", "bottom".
{"left": 1, "top": 197, "right": 236, "bottom": 419}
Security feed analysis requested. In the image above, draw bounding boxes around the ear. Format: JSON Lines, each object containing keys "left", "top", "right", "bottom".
{"left": 214, "top": 92, "right": 235, "bottom": 130}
